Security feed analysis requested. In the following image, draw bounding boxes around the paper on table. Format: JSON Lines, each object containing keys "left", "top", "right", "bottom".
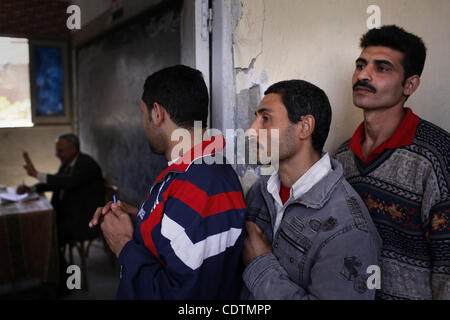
{"left": 0, "top": 186, "right": 39, "bottom": 202}
{"left": 0, "top": 192, "right": 28, "bottom": 202}
{"left": 0, "top": 195, "right": 52, "bottom": 215}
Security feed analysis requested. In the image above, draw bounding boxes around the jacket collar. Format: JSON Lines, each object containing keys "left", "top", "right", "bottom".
{"left": 260, "top": 157, "right": 344, "bottom": 210}
{"left": 152, "top": 134, "right": 225, "bottom": 186}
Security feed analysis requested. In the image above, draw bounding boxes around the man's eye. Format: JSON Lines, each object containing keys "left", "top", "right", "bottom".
{"left": 262, "top": 116, "right": 270, "bottom": 121}
{"left": 377, "top": 66, "right": 389, "bottom": 72}
{"left": 356, "top": 64, "right": 365, "bottom": 70}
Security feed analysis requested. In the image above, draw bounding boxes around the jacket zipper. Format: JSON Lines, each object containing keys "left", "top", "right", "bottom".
{"left": 279, "top": 229, "right": 306, "bottom": 254}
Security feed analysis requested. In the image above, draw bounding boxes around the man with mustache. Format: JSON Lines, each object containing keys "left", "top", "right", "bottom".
{"left": 335, "top": 25, "right": 450, "bottom": 299}
{"left": 241, "top": 80, "right": 381, "bottom": 299}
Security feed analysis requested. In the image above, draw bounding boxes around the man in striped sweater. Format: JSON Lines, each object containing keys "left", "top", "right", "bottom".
{"left": 335, "top": 25, "right": 450, "bottom": 299}
{"left": 90, "top": 65, "right": 246, "bottom": 299}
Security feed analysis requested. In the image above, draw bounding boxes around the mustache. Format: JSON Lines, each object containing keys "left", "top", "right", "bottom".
{"left": 353, "top": 81, "right": 377, "bottom": 93}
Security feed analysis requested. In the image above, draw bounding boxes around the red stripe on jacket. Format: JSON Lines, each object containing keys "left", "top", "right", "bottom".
{"left": 166, "top": 179, "right": 246, "bottom": 218}
{"left": 139, "top": 178, "right": 245, "bottom": 262}
{"left": 140, "top": 201, "right": 165, "bottom": 264}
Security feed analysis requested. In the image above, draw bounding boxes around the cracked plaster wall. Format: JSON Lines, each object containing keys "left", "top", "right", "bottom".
{"left": 231, "top": 0, "right": 450, "bottom": 193}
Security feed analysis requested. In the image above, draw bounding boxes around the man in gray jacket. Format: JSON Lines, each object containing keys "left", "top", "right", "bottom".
{"left": 242, "top": 80, "right": 382, "bottom": 300}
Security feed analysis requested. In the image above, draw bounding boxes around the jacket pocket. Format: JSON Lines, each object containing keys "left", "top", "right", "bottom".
{"left": 273, "top": 222, "right": 312, "bottom": 285}
{"left": 279, "top": 229, "right": 307, "bottom": 253}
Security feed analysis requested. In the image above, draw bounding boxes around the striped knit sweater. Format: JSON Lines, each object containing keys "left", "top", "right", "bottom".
{"left": 335, "top": 117, "right": 450, "bottom": 300}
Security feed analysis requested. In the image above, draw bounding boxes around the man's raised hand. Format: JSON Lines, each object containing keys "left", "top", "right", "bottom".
{"left": 22, "top": 152, "right": 37, "bottom": 178}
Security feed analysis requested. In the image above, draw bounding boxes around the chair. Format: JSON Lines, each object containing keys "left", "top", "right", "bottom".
{"left": 67, "top": 183, "right": 119, "bottom": 291}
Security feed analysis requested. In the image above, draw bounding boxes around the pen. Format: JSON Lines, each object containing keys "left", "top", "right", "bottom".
{"left": 113, "top": 194, "right": 117, "bottom": 203}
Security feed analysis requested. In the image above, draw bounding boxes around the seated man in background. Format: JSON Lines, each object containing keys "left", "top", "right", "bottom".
{"left": 89, "top": 65, "right": 246, "bottom": 300}
{"left": 18, "top": 133, "right": 105, "bottom": 284}
{"left": 242, "top": 80, "right": 381, "bottom": 299}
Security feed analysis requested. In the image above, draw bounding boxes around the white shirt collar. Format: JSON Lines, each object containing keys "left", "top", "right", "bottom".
{"left": 267, "top": 172, "right": 282, "bottom": 205}
{"left": 68, "top": 154, "right": 79, "bottom": 167}
{"left": 268, "top": 152, "right": 332, "bottom": 236}
{"left": 267, "top": 152, "right": 332, "bottom": 206}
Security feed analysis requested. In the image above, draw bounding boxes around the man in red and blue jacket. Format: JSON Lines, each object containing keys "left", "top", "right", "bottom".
{"left": 90, "top": 65, "right": 246, "bottom": 299}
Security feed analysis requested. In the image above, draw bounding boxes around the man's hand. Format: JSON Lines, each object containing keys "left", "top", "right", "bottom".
{"left": 16, "top": 184, "right": 31, "bottom": 195}
{"left": 23, "top": 152, "right": 37, "bottom": 178}
{"left": 243, "top": 221, "right": 272, "bottom": 266}
{"left": 100, "top": 205, "right": 134, "bottom": 258}
{"left": 89, "top": 200, "right": 138, "bottom": 228}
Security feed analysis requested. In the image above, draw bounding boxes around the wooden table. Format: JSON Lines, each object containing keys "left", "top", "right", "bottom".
{"left": 0, "top": 195, "right": 59, "bottom": 297}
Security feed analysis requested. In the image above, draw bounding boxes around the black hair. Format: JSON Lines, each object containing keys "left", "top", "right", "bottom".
{"left": 264, "top": 80, "right": 332, "bottom": 154}
{"left": 58, "top": 133, "right": 80, "bottom": 151}
{"left": 360, "top": 25, "right": 427, "bottom": 81}
{"left": 142, "top": 65, "right": 209, "bottom": 128}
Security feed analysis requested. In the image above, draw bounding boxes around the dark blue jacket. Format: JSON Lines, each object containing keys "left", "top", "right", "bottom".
{"left": 117, "top": 137, "right": 246, "bottom": 299}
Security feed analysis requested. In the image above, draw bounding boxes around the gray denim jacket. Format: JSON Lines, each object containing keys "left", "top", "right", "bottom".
{"left": 241, "top": 158, "right": 382, "bottom": 300}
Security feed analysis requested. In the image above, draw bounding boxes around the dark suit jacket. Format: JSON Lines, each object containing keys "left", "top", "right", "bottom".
{"left": 35, "top": 153, "right": 105, "bottom": 244}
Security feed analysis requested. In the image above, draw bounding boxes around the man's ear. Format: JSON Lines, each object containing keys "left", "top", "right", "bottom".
{"left": 152, "top": 102, "right": 165, "bottom": 126}
{"left": 298, "top": 115, "right": 315, "bottom": 140}
{"left": 403, "top": 75, "right": 421, "bottom": 97}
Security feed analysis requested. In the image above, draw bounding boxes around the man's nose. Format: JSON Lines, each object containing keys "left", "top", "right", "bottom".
{"left": 357, "top": 65, "right": 372, "bottom": 82}
{"left": 246, "top": 120, "right": 260, "bottom": 141}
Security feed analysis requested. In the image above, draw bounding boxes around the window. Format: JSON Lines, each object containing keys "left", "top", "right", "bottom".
{"left": 0, "top": 37, "right": 32, "bottom": 128}
{"left": 0, "top": 37, "right": 70, "bottom": 128}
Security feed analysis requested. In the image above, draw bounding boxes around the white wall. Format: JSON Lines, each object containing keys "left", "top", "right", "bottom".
{"left": 233, "top": 0, "right": 450, "bottom": 155}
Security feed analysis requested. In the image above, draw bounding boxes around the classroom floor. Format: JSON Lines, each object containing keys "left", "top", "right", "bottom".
{"left": 60, "top": 239, "right": 120, "bottom": 300}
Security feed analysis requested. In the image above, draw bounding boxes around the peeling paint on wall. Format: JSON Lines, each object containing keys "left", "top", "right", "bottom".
{"left": 232, "top": 0, "right": 268, "bottom": 189}
{"left": 233, "top": 0, "right": 264, "bottom": 70}
{"left": 230, "top": 0, "right": 450, "bottom": 193}
{"left": 233, "top": 0, "right": 268, "bottom": 96}
{"left": 232, "top": 0, "right": 450, "bottom": 157}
